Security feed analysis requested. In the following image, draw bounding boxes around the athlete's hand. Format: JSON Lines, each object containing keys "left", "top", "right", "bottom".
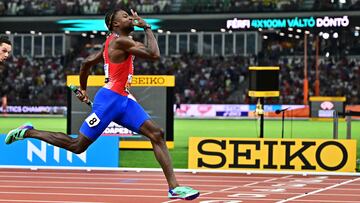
{"left": 131, "top": 9, "right": 147, "bottom": 28}
{"left": 77, "top": 89, "right": 90, "bottom": 104}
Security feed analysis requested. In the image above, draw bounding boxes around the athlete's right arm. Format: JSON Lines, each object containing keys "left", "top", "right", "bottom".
{"left": 78, "top": 45, "right": 104, "bottom": 102}
{"left": 115, "top": 10, "right": 160, "bottom": 61}
{"left": 115, "top": 37, "right": 160, "bottom": 61}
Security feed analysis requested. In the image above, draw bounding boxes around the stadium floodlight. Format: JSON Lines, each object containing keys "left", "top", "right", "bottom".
{"left": 190, "top": 29, "right": 196, "bottom": 33}
{"left": 322, "top": 32, "right": 330, "bottom": 39}
{"left": 333, "top": 32, "right": 338, "bottom": 38}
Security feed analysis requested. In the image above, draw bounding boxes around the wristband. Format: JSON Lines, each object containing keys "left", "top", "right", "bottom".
{"left": 144, "top": 24, "right": 151, "bottom": 30}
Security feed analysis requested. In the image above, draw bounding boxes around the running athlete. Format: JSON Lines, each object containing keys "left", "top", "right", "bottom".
{"left": 5, "top": 8, "right": 199, "bottom": 200}
{"left": 0, "top": 36, "right": 12, "bottom": 112}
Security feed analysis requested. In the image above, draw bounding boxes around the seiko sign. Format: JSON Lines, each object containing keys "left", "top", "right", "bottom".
{"left": 188, "top": 138, "right": 356, "bottom": 172}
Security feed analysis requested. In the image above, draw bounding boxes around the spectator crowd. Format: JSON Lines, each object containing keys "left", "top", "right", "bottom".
{"left": 1, "top": 50, "right": 359, "bottom": 106}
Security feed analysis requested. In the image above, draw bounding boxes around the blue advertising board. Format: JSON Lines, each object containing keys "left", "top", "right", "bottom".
{"left": 0, "top": 135, "right": 119, "bottom": 167}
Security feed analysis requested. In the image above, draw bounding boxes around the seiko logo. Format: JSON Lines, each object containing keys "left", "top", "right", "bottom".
{"left": 132, "top": 77, "right": 165, "bottom": 85}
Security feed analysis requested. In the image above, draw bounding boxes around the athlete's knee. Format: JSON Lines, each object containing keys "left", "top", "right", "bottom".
{"left": 149, "top": 128, "right": 165, "bottom": 144}
{"left": 71, "top": 146, "right": 88, "bottom": 154}
{"left": 68, "top": 137, "right": 91, "bottom": 154}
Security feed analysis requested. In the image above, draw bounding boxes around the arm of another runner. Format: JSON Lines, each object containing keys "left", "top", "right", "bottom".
{"left": 116, "top": 10, "right": 160, "bottom": 61}
{"left": 78, "top": 45, "right": 104, "bottom": 103}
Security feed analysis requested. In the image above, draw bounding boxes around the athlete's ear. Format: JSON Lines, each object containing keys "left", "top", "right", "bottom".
{"left": 112, "top": 21, "right": 120, "bottom": 29}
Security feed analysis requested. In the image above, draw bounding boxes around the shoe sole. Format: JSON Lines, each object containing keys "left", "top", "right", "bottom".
{"left": 5, "top": 129, "right": 17, "bottom": 144}
{"left": 169, "top": 192, "right": 200, "bottom": 200}
{"left": 4, "top": 124, "right": 33, "bottom": 145}
{"left": 184, "top": 192, "right": 200, "bottom": 200}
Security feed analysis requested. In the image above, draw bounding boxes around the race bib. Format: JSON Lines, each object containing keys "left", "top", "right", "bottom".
{"left": 85, "top": 113, "right": 100, "bottom": 127}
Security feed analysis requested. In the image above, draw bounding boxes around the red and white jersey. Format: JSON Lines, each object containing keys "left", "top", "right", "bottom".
{"left": 103, "top": 33, "right": 134, "bottom": 96}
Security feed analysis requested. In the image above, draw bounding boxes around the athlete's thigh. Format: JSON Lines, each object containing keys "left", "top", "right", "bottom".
{"left": 114, "top": 98, "right": 150, "bottom": 133}
{"left": 80, "top": 88, "right": 121, "bottom": 141}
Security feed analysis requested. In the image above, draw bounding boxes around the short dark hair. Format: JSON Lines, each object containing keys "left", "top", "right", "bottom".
{"left": 105, "top": 6, "right": 132, "bottom": 31}
{"left": 0, "top": 36, "right": 11, "bottom": 46}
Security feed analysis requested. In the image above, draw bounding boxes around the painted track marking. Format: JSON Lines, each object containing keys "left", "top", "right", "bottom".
{"left": 0, "top": 200, "right": 103, "bottom": 203}
{"left": 276, "top": 177, "right": 360, "bottom": 203}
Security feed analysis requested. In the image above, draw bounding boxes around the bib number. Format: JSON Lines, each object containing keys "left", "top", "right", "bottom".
{"left": 86, "top": 113, "right": 100, "bottom": 127}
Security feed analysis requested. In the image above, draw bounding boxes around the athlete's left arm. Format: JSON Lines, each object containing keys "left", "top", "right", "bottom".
{"left": 79, "top": 45, "right": 104, "bottom": 91}
{"left": 77, "top": 45, "right": 104, "bottom": 103}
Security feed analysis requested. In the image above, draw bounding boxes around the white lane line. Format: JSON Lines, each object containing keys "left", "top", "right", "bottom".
{"left": 244, "top": 175, "right": 292, "bottom": 189}
{"left": 0, "top": 171, "right": 299, "bottom": 179}
{"left": 0, "top": 179, "right": 247, "bottom": 188}
{"left": 0, "top": 174, "right": 281, "bottom": 183}
{"left": 292, "top": 200, "right": 360, "bottom": 203}
{"left": 276, "top": 177, "right": 360, "bottom": 203}
{"left": 243, "top": 182, "right": 259, "bottom": 187}
{"left": 0, "top": 200, "right": 103, "bottom": 203}
{"left": 0, "top": 191, "right": 164, "bottom": 198}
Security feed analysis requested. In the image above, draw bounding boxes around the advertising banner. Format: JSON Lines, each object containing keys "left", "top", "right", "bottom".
{"left": 175, "top": 104, "right": 305, "bottom": 118}
{"left": 188, "top": 137, "right": 357, "bottom": 172}
{"left": 0, "top": 106, "right": 66, "bottom": 114}
{"left": 0, "top": 135, "right": 119, "bottom": 167}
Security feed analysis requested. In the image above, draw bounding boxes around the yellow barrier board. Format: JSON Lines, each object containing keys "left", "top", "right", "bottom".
{"left": 188, "top": 138, "right": 357, "bottom": 172}
{"left": 67, "top": 75, "right": 175, "bottom": 87}
{"left": 248, "top": 91, "right": 280, "bottom": 97}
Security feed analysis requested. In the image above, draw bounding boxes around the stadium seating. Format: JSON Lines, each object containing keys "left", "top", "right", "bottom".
{"left": 2, "top": 52, "right": 358, "bottom": 106}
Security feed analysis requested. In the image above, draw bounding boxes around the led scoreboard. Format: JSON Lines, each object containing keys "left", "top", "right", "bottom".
{"left": 309, "top": 96, "right": 346, "bottom": 118}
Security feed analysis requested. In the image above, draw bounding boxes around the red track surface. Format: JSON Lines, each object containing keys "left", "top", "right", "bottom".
{"left": 0, "top": 169, "right": 359, "bottom": 203}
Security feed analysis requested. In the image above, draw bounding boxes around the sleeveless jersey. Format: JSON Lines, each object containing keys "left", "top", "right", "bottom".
{"left": 103, "top": 33, "right": 134, "bottom": 96}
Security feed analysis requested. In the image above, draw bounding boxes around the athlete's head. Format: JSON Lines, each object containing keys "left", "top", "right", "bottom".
{"left": 105, "top": 7, "right": 134, "bottom": 34}
{"left": 0, "top": 36, "right": 12, "bottom": 62}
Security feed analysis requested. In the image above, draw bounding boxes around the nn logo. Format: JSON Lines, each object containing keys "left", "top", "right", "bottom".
{"left": 27, "top": 140, "right": 86, "bottom": 163}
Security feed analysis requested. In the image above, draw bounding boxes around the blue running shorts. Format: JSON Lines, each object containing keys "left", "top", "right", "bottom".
{"left": 80, "top": 87, "right": 150, "bottom": 141}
